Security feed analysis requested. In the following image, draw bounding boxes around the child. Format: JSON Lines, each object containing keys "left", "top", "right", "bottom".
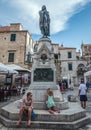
{"left": 46, "top": 88, "right": 60, "bottom": 114}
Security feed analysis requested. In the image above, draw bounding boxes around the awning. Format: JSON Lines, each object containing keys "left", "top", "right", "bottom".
{"left": 0, "top": 62, "right": 18, "bottom": 74}
{"left": 6, "top": 64, "right": 31, "bottom": 73}
{"left": 84, "top": 71, "right": 91, "bottom": 77}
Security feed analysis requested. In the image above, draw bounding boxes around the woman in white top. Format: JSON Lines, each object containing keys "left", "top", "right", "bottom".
{"left": 78, "top": 80, "right": 87, "bottom": 109}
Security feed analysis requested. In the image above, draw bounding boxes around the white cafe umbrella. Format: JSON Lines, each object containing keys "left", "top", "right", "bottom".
{"left": 0, "top": 62, "right": 8, "bottom": 72}
{"left": 6, "top": 66, "right": 18, "bottom": 74}
{"left": 0, "top": 63, "right": 18, "bottom": 74}
{"left": 7, "top": 64, "right": 31, "bottom": 72}
{"left": 0, "top": 63, "right": 8, "bottom": 73}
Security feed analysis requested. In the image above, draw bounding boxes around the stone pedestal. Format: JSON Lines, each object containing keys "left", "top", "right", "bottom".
{"left": 26, "top": 38, "right": 66, "bottom": 109}
{"left": 0, "top": 38, "right": 90, "bottom": 130}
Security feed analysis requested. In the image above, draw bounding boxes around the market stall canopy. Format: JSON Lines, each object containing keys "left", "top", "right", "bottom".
{"left": 0, "top": 62, "right": 18, "bottom": 74}
{"left": 6, "top": 64, "right": 31, "bottom": 73}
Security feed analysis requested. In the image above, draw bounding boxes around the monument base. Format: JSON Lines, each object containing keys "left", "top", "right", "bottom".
{"left": 0, "top": 102, "right": 90, "bottom": 130}
{"left": 23, "top": 84, "right": 68, "bottom": 110}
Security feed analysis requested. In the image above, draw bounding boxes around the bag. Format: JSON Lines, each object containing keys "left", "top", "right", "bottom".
{"left": 67, "top": 95, "right": 77, "bottom": 102}
{"left": 31, "top": 109, "right": 36, "bottom": 120}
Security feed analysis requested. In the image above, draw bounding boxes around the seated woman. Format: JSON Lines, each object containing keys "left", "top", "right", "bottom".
{"left": 45, "top": 88, "right": 60, "bottom": 114}
{"left": 16, "top": 92, "right": 34, "bottom": 126}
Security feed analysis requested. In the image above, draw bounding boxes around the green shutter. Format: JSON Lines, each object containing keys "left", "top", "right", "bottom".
{"left": 10, "top": 34, "right": 16, "bottom": 41}
{"left": 8, "top": 53, "right": 14, "bottom": 62}
{"left": 68, "top": 63, "right": 72, "bottom": 71}
{"left": 68, "top": 52, "right": 72, "bottom": 58}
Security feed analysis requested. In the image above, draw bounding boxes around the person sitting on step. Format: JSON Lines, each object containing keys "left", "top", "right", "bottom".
{"left": 16, "top": 92, "right": 34, "bottom": 126}
{"left": 45, "top": 88, "right": 60, "bottom": 114}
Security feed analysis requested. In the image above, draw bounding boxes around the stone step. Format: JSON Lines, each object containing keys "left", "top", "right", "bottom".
{"left": 0, "top": 114, "right": 90, "bottom": 130}
{"left": 1, "top": 99, "right": 69, "bottom": 111}
{"left": 25, "top": 89, "right": 64, "bottom": 102}
{"left": 0, "top": 100, "right": 90, "bottom": 130}
{"left": 1, "top": 104, "right": 86, "bottom": 122}
{"left": 33, "top": 100, "right": 69, "bottom": 110}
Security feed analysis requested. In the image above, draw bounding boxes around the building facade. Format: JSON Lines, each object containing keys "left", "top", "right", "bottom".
{"left": 81, "top": 43, "right": 91, "bottom": 83}
{"left": 53, "top": 44, "right": 87, "bottom": 87}
{"left": 0, "top": 23, "right": 88, "bottom": 86}
{"left": 0, "top": 23, "right": 34, "bottom": 69}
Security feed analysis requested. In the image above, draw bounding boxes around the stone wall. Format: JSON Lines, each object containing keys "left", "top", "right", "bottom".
{"left": 0, "top": 23, "right": 34, "bottom": 69}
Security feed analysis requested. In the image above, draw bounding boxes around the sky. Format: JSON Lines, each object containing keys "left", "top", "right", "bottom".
{"left": 0, "top": 0, "right": 91, "bottom": 51}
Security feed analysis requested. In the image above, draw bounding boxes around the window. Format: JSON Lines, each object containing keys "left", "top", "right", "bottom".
{"left": 10, "top": 34, "right": 16, "bottom": 41}
{"left": 68, "top": 63, "right": 72, "bottom": 71}
{"left": 68, "top": 52, "right": 72, "bottom": 58}
{"left": 8, "top": 53, "right": 14, "bottom": 62}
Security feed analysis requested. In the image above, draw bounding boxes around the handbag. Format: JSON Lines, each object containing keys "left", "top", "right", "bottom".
{"left": 31, "top": 109, "right": 36, "bottom": 120}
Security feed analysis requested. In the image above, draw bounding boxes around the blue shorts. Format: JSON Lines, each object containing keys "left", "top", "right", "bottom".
{"left": 80, "top": 95, "right": 87, "bottom": 101}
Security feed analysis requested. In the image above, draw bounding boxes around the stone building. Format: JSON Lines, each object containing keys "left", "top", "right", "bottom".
{"left": 0, "top": 23, "right": 34, "bottom": 69}
{"left": 0, "top": 23, "right": 87, "bottom": 86}
{"left": 53, "top": 44, "right": 87, "bottom": 87}
{"left": 81, "top": 43, "right": 91, "bottom": 65}
{"left": 52, "top": 43, "right": 61, "bottom": 82}
{"left": 81, "top": 43, "right": 91, "bottom": 83}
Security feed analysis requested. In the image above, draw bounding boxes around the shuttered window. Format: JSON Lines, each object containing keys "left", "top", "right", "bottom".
{"left": 10, "top": 34, "right": 16, "bottom": 41}
{"left": 8, "top": 53, "right": 14, "bottom": 62}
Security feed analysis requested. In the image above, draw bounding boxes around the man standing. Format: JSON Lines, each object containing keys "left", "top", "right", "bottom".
{"left": 78, "top": 80, "right": 87, "bottom": 109}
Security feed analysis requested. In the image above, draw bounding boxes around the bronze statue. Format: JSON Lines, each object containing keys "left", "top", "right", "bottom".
{"left": 39, "top": 5, "right": 50, "bottom": 37}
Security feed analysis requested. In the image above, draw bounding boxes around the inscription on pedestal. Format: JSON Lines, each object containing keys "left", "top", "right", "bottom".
{"left": 34, "top": 68, "right": 53, "bottom": 82}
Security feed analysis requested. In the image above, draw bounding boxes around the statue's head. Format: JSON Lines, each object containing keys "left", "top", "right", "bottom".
{"left": 42, "top": 5, "right": 46, "bottom": 10}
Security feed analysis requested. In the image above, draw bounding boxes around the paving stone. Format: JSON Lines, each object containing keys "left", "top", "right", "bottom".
{"left": 1, "top": 126, "right": 8, "bottom": 130}
{"left": 87, "top": 128, "right": 91, "bottom": 130}
{"left": 0, "top": 123, "right": 3, "bottom": 128}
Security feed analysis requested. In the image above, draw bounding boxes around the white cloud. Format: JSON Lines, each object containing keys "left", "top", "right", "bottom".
{"left": 1, "top": 0, "right": 91, "bottom": 34}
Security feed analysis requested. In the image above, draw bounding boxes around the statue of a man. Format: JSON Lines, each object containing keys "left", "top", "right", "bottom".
{"left": 39, "top": 5, "right": 50, "bottom": 37}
